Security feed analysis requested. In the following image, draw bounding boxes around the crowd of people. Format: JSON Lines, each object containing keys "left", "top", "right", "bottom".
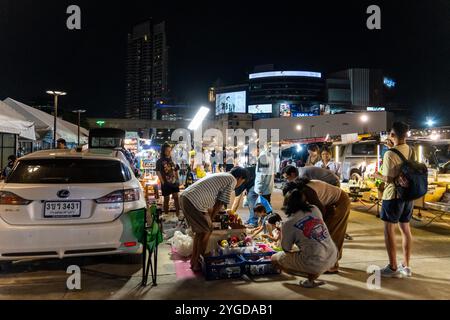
{"left": 159, "top": 121, "right": 416, "bottom": 287}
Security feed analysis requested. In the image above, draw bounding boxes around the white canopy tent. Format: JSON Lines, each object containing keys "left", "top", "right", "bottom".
{"left": 0, "top": 113, "right": 36, "bottom": 140}
{"left": 1, "top": 98, "right": 88, "bottom": 144}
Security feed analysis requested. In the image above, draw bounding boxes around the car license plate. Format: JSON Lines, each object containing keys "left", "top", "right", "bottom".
{"left": 44, "top": 201, "right": 81, "bottom": 218}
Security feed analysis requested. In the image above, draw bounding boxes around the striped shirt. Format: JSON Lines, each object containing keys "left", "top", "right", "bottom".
{"left": 182, "top": 173, "right": 236, "bottom": 213}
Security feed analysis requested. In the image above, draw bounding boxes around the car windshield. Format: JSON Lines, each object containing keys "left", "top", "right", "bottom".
{"left": 6, "top": 159, "right": 131, "bottom": 184}
{"left": 91, "top": 137, "right": 123, "bottom": 148}
{"left": 352, "top": 143, "right": 377, "bottom": 155}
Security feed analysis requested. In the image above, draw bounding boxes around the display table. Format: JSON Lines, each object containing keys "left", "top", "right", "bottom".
{"left": 205, "top": 228, "right": 247, "bottom": 254}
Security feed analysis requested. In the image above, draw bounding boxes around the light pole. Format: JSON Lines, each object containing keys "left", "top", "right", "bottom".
{"left": 46, "top": 90, "right": 67, "bottom": 148}
{"left": 72, "top": 109, "right": 86, "bottom": 145}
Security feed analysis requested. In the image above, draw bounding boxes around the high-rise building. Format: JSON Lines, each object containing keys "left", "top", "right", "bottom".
{"left": 326, "top": 68, "right": 384, "bottom": 112}
{"left": 125, "top": 21, "right": 168, "bottom": 120}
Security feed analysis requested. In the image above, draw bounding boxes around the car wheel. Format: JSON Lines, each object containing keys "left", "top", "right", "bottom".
{"left": 0, "top": 262, "right": 12, "bottom": 273}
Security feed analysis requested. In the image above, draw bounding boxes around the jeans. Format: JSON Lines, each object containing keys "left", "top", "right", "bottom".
{"left": 246, "top": 187, "right": 260, "bottom": 226}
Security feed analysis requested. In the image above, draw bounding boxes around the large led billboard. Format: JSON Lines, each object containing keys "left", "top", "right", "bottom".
{"left": 249, "top": 71, "right": 322, "bottom": 80}
{"left": 248, "top": 104, "right": 272, "bottom": 114}
{"left": 215, "top": 91, "right": 246, "bottom": 115}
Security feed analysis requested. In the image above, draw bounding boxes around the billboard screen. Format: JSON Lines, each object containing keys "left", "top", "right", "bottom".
{"left": 248, "top": 104, "right": 272, "bottom": 114}
{"left": 215, "top": 91, "right": 246, "bottom": 115}
{"left": 280, "top": 104, "right": 291, "bottom": 117}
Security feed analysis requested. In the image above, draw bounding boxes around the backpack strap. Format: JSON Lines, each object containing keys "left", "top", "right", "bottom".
{"left": 389, "top": 148, "right": 408, "bottom": 164}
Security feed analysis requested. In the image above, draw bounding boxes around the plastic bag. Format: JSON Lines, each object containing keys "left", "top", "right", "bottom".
{"left": 171, "top": 231, "right": 194, "bottom": 257}
{"left": 256, "top": 195, "right": 273, "bottom": 213}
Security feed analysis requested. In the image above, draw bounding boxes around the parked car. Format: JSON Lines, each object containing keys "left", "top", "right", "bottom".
{"left": 0, "top": 149, "right": 146, "bottom": 271}
{"left": 338, "top": 140, "right": 385, "bottom": 182}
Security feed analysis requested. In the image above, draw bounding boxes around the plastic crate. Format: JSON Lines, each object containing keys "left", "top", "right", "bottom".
{"left": 241, "top": 251, "right": 281, "bottom": 276}
{"left": 201, "top": 254, "right": 245, "bottom": 281}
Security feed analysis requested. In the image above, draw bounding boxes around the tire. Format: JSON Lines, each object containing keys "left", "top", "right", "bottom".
{"left": 0, "top": 262, "right": 12, "bottom": 273}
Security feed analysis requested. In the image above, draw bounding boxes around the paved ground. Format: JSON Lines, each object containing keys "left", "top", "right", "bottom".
{"left": 1, "top": 190, "right": 450, "bottom": 300}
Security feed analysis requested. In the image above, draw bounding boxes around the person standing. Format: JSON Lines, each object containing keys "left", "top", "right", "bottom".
{"left": 373, "top": 122, "right": 414, "bottom": 278}
{"left": 315, "top": 147, "right": 341, "bottom": 177}
{"left": 254, "top": 146, "right": 275, "bottom": 204}
{"left": 1, "top": 155, "right": 17, "bottom": 180}
{"left": 180, "top": 168, "right": 248, "bottom": 271}
{"left": 179, "top": 159, "right": 188, "bottom": 187}
{"left": 234, "top": 165, "right": 259, "bottom": 227}
{"left": 56, "top": 138, "right": 67, "bottom": 149}
{"left": 305, "top": 144, "right": 321, "bottom": 167}
{"left": 156, "top": 143, "right": 181, "bottom": 219}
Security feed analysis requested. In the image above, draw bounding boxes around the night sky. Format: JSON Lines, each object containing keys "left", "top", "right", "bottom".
{"left": 0, "top": 0, "right": 449, "bottom": 125}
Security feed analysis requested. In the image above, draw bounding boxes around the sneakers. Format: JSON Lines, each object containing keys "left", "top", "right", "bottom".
{"left": 398, "top": 264, "right": 413, "bottom": 277}
{"left": 380, "top": 264, "right": 403, "bottom": 278}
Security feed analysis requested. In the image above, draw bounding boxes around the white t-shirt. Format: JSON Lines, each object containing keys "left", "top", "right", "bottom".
{"left": 281, "top": 206, "right": 338, "bottom": 273}
{"left": 382, "top": 144, "right": 412, "bottom": 200}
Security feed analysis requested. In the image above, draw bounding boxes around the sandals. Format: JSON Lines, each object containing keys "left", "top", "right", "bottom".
{"left": 299, "top": 279, "right": 326, "bottom": 288}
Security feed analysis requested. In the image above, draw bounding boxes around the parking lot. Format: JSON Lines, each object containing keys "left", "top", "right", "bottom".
{"left": 2, "top": 190, "right": 450, "bottom": 300}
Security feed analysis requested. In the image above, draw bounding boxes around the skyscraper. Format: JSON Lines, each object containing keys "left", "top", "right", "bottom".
{"left": 125, "top": 21, "right": 168, "bottom": 119}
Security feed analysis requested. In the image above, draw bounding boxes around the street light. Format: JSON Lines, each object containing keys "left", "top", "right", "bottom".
{"left": 72, "top": 109, "right": 86, "bottom": 145}
{"left": 426, "top": 118, "right": 435, "bottom": 128}
{"left": 46, "top": 90, "right": 67, "bottom": 148}
{"left": 360, "top": 114, "right": 369, "bottom": 134}
{"left": 296, "top": 124, "right": 302, "bottom": 131}
{"left": 188, "top": 106, "right": 210, "bottom": 131}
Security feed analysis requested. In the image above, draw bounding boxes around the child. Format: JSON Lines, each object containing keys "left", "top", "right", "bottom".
{"left": 271, "top": 180, "right": 338, "bottom": 288}
{"left": 249, "top": 204, "right": 271, "bottom": 237}
{"left": 262, "top": 213, "right": 282, "bottom": 245}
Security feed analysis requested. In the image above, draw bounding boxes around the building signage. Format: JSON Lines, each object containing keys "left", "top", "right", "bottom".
{"left": 249, "top": 71, "right": 322, "bottom": 80}
{"left": 292, "top": 112, "right": 316, "bottom": 117}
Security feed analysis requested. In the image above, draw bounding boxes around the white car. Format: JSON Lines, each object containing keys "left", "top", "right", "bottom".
{"left": 0, "top": 149, "right": 146, "bottom": 270}
{"left": 338, "top": 141, "right": 383, "bottom": 182}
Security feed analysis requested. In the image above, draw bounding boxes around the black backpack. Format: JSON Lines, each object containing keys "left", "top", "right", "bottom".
{"left": 389, "top": 148, "right": 428, "bottom": 201}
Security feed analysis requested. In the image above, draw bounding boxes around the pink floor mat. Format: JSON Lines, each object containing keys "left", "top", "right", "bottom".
{"left": 170, "top": 247, "right": 201, "bottom": 280}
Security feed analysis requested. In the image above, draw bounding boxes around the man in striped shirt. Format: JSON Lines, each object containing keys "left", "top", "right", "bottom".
{"left": 180, "top": 167, "right": 248, "bottom": 271}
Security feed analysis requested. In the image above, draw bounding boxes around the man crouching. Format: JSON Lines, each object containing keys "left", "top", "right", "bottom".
{"left": 180, "top": 167, "right": 248, "bottom": 272}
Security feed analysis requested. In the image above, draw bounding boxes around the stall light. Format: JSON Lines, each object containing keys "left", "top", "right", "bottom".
{"left": 430, "top": 132, "right": 440, "bottom": 141}
{"left": 376, "top": 144, "right": 381, "bottom": 171}
{"left": 296, "top": 125, "right": 302, "bottom": 131}
{"left": 418, "top": 145, "right": 424, "bottom": 163}
{"left": 335, "top": 145, "right": 340, "bottom": 164}
{"left": 188, "top": 107, "right": 210, "bottom": 131}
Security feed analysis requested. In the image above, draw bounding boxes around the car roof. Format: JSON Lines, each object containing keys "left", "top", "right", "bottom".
{"left": 20, "top": 149, "right": 125, "bottom": 162}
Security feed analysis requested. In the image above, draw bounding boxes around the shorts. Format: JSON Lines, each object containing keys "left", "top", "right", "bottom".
{"left": 180, "top": 194, "right": 212, "bottom": 234}
{"left": 161, "top": 183, "right": 180, "bottom": 197}
{"left": 381, "top": 199, "right": 414, "bottom": 223}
